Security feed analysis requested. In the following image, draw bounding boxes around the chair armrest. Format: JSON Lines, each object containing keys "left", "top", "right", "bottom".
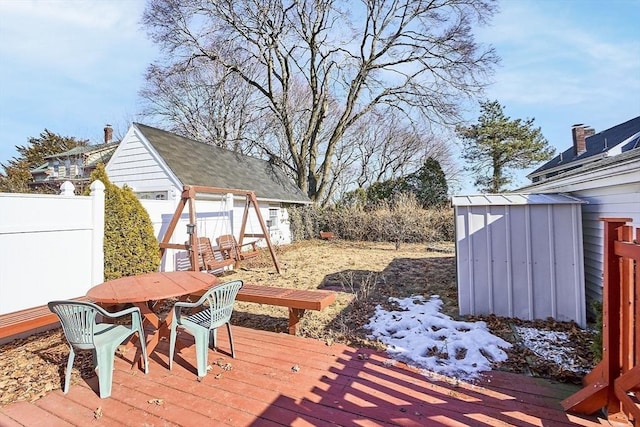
{"left": 238, "top": 241, "right": 257, "bottom": 250}
{"left": 95, "top": 305, "right": 144, "bottom": 328}
{"left": 173, "top": 289, "right": 213, "bottom": 320}
{"left": 97, "top": 305, "right": 141, "bottom": 319}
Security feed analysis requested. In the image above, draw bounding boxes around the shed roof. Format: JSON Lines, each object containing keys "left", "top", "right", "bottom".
{"left": 134, "top": 123, "right": 311, "bottom": 204}
{"left": 451, "top": 193, "right": 585, "bottom": 207}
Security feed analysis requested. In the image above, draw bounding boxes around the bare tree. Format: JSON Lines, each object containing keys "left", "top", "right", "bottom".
{"left": 140, "top": 60, "right": 268, "bottom": 154}
{"left": 142, "top": 0, "right": 498, "bottom": 202}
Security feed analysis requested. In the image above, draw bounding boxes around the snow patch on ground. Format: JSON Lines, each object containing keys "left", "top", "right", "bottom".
{"left": 515, "top": 326, "right": 590, "bottom": 374}
{"left": 365, "top": 295, "right": 512, "bottom": 381}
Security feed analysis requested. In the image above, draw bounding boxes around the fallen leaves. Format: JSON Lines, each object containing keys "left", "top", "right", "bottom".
{"left": 0, "top": 329, "right": 94, "bottom": 406}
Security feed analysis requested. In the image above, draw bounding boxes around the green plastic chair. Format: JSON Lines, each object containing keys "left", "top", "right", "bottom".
{"left": 169, "top": 280, "right": 243, "bottom": 378}
{"left": 47, "top": 300, "right": 148, "bottom": 398}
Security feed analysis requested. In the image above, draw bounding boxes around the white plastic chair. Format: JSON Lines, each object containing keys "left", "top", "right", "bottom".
{"left": 169, "top": 280, "right": 243, "bottom": 378}
{"left": 48, "top": 300, "right": 148, "bottom": 398}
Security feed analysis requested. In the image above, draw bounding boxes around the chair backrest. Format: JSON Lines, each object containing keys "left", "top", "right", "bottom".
{"left": 198, "top": 237, "right": 221, "bottom": 267}
{"left": 48, "top": 301, "right": 101, "bottom": 351}
{"left": 199, "top": 280, "right": 243, "bottom": 327}
{"left": 216, "top": 234, "right": 240, "bottom": 261}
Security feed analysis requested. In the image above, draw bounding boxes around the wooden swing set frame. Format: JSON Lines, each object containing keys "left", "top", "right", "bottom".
{"left": 158, "top": 185, "right": 281, "bottom": 274}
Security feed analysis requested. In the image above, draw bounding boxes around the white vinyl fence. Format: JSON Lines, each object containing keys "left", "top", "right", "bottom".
{"left": 0, "top": 185, "right": 289, "bottom": 315}
{"left": 0, "top": 181, "right": 104, "bottom": 315}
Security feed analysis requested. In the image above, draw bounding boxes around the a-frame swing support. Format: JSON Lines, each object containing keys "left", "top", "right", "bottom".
{"left": 158, "top": 185, "right": 281, "bottom": 274}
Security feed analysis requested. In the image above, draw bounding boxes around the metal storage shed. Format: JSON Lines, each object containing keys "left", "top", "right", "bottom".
{"left": 451, "top": 193, "right": 586, "bottom": 327}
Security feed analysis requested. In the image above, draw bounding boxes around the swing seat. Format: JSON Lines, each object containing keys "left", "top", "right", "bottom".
{"left": 197, "top": 237, "right": 236, "bottom": 273}
{"left": 217, "top": 234, "right": 260, "bottom": 261}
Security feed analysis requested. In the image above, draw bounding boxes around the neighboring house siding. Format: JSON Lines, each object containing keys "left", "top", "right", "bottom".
{"left": 520, "top": 149, "right": 640, "bottom": 317}
{"left": 572, "top": 183, "right": 640, "bottom": 306}
{"left": 107, "top": 132, "right": 179, "bottom": 196}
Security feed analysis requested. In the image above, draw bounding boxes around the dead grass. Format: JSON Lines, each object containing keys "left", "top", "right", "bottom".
{"left": 227, "top": 239, "right": 458, "bottom": 348}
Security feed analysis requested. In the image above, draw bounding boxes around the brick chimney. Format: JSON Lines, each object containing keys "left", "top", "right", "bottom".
{"left": 584, "top": 126, "right": 595, "bottom": 139}
{"left": 572, "top": 124, "right": 587, "bottom": 155}
{"left": 104, "top": 124, "right": 113, "bottom": 144}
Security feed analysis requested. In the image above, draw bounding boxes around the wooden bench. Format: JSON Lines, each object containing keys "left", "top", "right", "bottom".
{"left": 0, "top": 296, "right": 90, "bottom": 343}
{"left": 235, "top": 284, "right": 336, "bottom": 335}
{"left": 197, "top": 237, "right": 236, "bottom": 272}
{"left": 1, "top": 285, "right": 336, "bottom": 342}
{"left": 217, "top": 234, "right": 260, "bottom": 261}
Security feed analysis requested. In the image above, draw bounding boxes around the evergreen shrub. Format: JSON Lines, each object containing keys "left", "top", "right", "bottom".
{"left": 87, "top": 164, "right": 160, "bottom": 280}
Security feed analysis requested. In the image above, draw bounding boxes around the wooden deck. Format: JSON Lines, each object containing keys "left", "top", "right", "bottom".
{"left": 0, "top": 326, "right": 619, "bottom": 426}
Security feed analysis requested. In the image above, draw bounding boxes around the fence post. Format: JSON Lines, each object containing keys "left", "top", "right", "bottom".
{"left": 90, "top": 180, "right": 105, "bottom": 286}
{"left": 59, "top": 181, "right": 75, "bottom": 196}
{"left": 561, "top": 217, "right": 631, "bottom": 420}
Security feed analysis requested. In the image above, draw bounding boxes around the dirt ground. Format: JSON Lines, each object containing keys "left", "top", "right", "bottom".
{"left": 0, "top": 239, "right": 596, "bottom": 406}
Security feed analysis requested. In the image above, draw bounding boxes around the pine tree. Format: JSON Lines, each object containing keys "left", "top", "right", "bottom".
{"left": 402, "top": 158, "right": 449, "bottom": 207}
{"left": 457, "top": 100, "right": 554, "bottom": 193}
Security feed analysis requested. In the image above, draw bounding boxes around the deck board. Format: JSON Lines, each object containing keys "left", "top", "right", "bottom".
{"left": 0, "top": 326, "right": 624, "bottom": 426}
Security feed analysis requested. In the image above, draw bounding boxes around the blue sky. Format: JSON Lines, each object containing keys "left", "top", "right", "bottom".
{"left": 0, "top": 0, "right": 639, "bottom": 193}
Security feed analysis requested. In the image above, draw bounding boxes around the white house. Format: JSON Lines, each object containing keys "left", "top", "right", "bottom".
{"left": 105, "top": 123, "right": 311, "bottom": 270}
{"left": 520, "top": 116, "right": 640, "bottom": 311}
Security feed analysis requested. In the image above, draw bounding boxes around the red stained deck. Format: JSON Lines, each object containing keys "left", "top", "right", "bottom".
{"left": 0, "top": 326, "right": 619, "bottom": 426}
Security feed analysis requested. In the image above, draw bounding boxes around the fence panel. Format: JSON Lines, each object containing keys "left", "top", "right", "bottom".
{"left": 0, "top": 181, "right": 104, "bottom": 314}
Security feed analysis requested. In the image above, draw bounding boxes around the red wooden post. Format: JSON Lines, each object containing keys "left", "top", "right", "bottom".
{"left": 601, "top": 219, "right": 625, "bottom": 419}
{"left": 636, "top": 227, "right": 640, "bottom": 365}
{"left": 561, "top": 218, "right": 631, "bottom": 420}
{"left": 619, "top": 226, "right": 634, "bottom": 375}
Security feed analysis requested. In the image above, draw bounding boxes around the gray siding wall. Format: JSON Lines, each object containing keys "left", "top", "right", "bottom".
{"left": 572, "top": 183, "right": 640, "bottom": 309}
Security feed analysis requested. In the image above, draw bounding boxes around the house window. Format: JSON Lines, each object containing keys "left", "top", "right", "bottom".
{"left": 64, "top": 159, "right": 71, "bottom": 177}
{"left": 268, "top": 208, "right": 279, "bottom": 229}
{"left": 52, "top": 161, "right": 59, "bottom": 178}
{"left": 136, "top": 191, "right": 168, "bottom": 200}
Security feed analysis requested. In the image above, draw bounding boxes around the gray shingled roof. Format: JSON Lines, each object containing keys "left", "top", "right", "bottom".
{"left": 519, "top": 146, "right": 640, "bottom": 191}
{"left": 530, "top": 116, "right": 640, "bottom": 175}
{"left": 134, "top": 123, "right": 311, "bottom": 204}
{"left": 42, "top": 142, "right": 119, "bottom": 160}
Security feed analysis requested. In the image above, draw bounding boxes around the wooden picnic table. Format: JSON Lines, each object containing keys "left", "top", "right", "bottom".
{"left": 86, "top": 271, "right": 219, "bottom": 359}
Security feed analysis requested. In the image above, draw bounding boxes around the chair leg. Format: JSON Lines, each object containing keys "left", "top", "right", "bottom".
{"left": 137, "top": 326, "right": 149, "bottom": 374}
{"left": 194, "top": 330, "right": 209, "bottom": 378}
{"left": 63, "top": 347, "right": 76, "bottom": 394}
{"left": 96, "top": 348, "right": 115, "bottom": 398}
{"left": 226, "top": 323, "right": 235, "bottom": 358}
{"left": 169, "top": 323, "right": 178, "bottom": 371}
{"left": 209, "top": 328, "right": 217, "bottom": 350}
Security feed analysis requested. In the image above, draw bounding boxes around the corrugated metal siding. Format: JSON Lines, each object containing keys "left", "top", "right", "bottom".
{"left": 453, "top": 195, "right": 586, "bottom": 326}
